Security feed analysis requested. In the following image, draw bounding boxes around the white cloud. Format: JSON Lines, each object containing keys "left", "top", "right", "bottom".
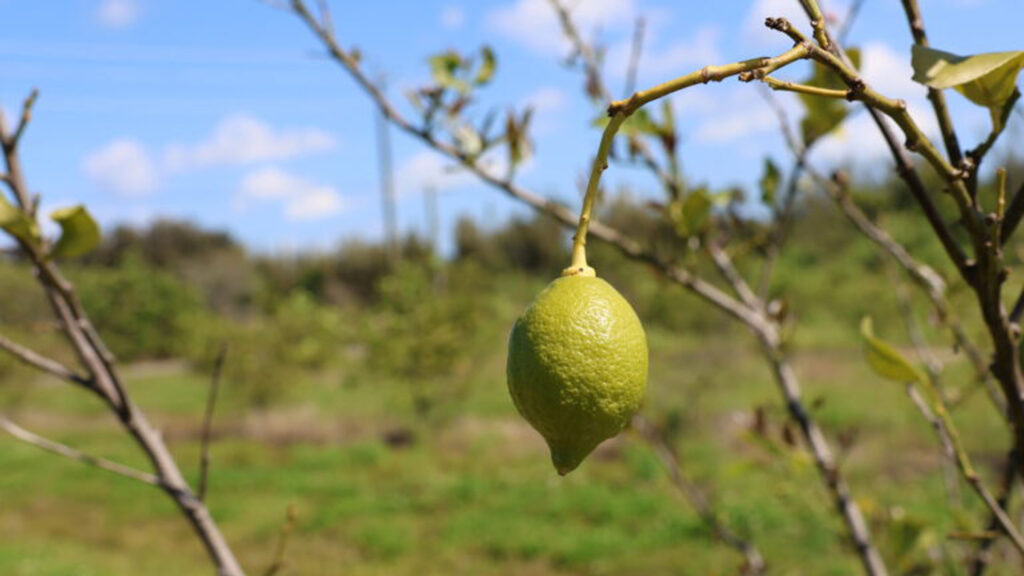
{"left": 164, "top": 114, "right": 336, "bottom": 171}
{"left": 488, "top": 0, "right": 635, "bottom": 56}
{"left": 396, "top": 150, "right": 477, "bottom": 197}
{"left": 236, "top": 166, "right": 345, "bottom": 222}
{"left": 693, "top": 87, "right": 796, "bottom": 145}
{"left": 524, "top": 86, "right": 566, "bottom": 113}
{"left": 608, "top": 25, "right": 721, "bottom": 81}
{"left": 812, "top": 103, "right": 940, "bottom": 166}
{"left": 97, "top": 0, "right": 140, "bottom": 29}
{"left": 82, "top": 138, "right": 159, "bottom": 197}
{"left": 859, "top": 42, "right": 925, "bottom": 101}
{"left": 441, "top": 5, "right": 466, "bottom": 30}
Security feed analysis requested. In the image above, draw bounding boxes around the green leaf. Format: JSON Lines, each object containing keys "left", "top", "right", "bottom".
{"left": 859, "top": 317, "right": 923, "bottom": 383}
{"left": 429, "top": 51, "right": 469, "bottom": 93}
{"left": 759, "top": 158, "right": 781, "bottom": 205}
{"left": 506, "top": 108, "right": 534, "bottom": 169}
{"left": 669, "top": 188, "right": 712, "bottom": 237}
{"left": 0, "top": 194, "right": 38, "bottom": 244}
{"left": 911, "top": 45, "right": 1024, "bottom": 130}
{"left": 798, "top": 48, "right": 861, "bottom": 147}
{"left": 474, "top": 46, "right": 496, "bottom": 86}
{"left": 49, "top": 205, "right": 101, "bottom": 259}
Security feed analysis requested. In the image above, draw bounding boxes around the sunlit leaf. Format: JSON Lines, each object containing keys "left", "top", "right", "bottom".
{"left": 0, "top": 194, "right": 38, "bottom": 244}
{"left": 911, "top": 45, "right": 1024, "bottom": 130}
{"left": 669, "top": 188, "right": 712, "bottom": 237}
{"left": 760, "top": 158, "right": 781, "bottom": 205}
{"left": 859, "top": 317, "right": 923, "bottom": 383}
{"left": 429, "top": 51, "right": 470, "bottom": 93}
{"left": 475, "top": 46, "right": 496, "bottom": 86}
{"left": 798, "top": 48, "right": 860, "bottom": 147}
{"left": 49, "top": 205, "right": 101, "bottom": 259}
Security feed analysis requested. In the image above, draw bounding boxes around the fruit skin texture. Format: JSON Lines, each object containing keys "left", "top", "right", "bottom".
{"left": 507, "top": 275, "right": 648, "bottom": 475}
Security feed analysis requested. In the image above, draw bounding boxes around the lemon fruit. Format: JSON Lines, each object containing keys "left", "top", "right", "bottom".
{"left": 507, "top": 273, "right": 648, "bottom": 475}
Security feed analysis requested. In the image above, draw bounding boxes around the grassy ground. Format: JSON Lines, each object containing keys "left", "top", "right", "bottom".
{"left": 0, "top": 307, "right": 1020, "bottom": 575}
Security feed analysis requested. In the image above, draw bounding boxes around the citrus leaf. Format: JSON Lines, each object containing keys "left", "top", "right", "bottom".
{"left": 429, "top": 51, "right": 470, "bottom": 93}
{"left": 669, "top": 189, "right": 712, "bottom": 237}
{"left": 860, "top": 317, "right": 923, "bottom": 383}
{"left": 0, "top": 194, "right": 38, "bottom": 244}
{"left": 760, "top": 158, "right": 781, "bottom": 205}
{"left": 49, "top": 205, "right": 101, "bottom": 259}
{"left": 911, "top": 45, "right": 1024, "bottom": 128}
{"left": 798, "top": 48, "right": 860, "bottom": 147}
{"left": 475, "top": 46, "right": 496, "bottom": 86}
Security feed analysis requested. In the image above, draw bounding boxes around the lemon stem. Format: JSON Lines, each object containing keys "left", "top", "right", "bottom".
{"left": 563, "top": 50, "right": 810, "bottom": 279}
{"left": 565, "top": 112, "right": 625, "bottom": 277}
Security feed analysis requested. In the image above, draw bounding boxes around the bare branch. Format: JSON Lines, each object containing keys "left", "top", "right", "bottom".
{"left": 966, "top": 89, "right": 1021, "bottom": 192}
{"left": 198, "top": 344, "right": 228, "bottom": 503}
{"left": 1, "top": 89, "right": 39, "bottom": 151}
{"left": 754, "top": 325, "right": 889, "bottom": 576}
{"left": 1, "top": 415, "right": 163, "bottom": 488}
{"left": 263, "top": 504, "right": 298, "bottom": 576}
{"left": 632, "top": 415, "right": 765, "bottom": 574}
{"left": 0, "top": 332, "right": 92, "bottom": 389}
{"left": 623, "top": 17, "right": 645, "bottom": 99}
{"left": 1002, "top": 177, "right": 1024, "bottom": 245}
{"left": 836, "top": 0, "right": 866, "bottom": 44}
{"left": 898, "top": 0, "right": 964, "bottom": 170}
{"left": 708, "top": 243, "right": 760, "bottom": 310}
{"left": 547, "top": 0, "right": 680, "bottom": 197}
{"left": 761, "top": 76, "right": 849, "bottom": 99}
{"left": 969, "top": 447, "right": 1018, "bottom": 576}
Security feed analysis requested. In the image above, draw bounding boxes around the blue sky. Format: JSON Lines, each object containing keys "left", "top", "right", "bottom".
{"left": 1, "top": 0, "right": 1021, "bottom": 254}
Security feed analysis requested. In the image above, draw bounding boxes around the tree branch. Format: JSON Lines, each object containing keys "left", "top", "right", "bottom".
{"left": 1, "top": 415, "right": 164, "bottom": 488}
{"left": 1, "top": 87, "right": 246, "bottom": 575}
{"left": 898, "top": 0, "right": 964, "bottom": 170}
{"left": 263, "top": 504, "right": 297, "bottom": 576}
{"left": 0, "top": 332, "right": 93, "bottom": 389}
{"left": 632, "top": 415, "right": 765, "bottom": 574}
{"left": 197, "top": 343, "right": 228, "bottom": 503}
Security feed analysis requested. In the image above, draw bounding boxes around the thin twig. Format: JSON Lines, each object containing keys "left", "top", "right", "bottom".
{"left": 913, "top": 374, "right": 1024, "bottom": 557}
{"left": 905, "top": 384, "right": 961, "bottom": 504}
{"left": 1002, "top": 178, "right": 1024, "bottom": 246}
{"left": 3, "top": 89, "right": 39, "bottom": 151}
{"left": 969, "top": 447, "right": 1018, "bottom": 576}
{"left": 198, "top": 343, "right": 228, "bottom": 503}
{"left": 547, "top": 0, "right": 679, "bottom": 196}
{"left": 623, "top": 17, "right": 645, "bottom": 99}
{"left": 836, "top": 0, "right": 866, "bottom": 44}
{"left": 1, "top": 415, "right": 163, "bottom": 488}
{"left": 898, "top": 0, "right": 964, "bottom": 170}
{"left": 632, "top": 415, "right": 765, "bottom": 574}
{"left": 263, "top": 504, "right": 298, "bottom": 576}
{"left": 761, "top": 76, "right": 849, "bottom": 99}
{"left": 708, "top": 243, "right": 760, "bottom": 309}
{"left": 0, "top": 332, "right": 92, "bottom": 389}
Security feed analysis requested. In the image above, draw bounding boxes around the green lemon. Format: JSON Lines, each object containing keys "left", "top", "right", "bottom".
{"left": 507, "top": 274, "right": 648, "bottom": 475}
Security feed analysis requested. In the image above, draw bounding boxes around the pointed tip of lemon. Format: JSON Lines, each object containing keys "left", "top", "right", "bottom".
{"left": 548, "top": 439, "right": 597, "bottom": 476}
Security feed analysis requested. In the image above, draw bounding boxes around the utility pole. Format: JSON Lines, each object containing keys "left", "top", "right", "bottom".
{"left": 375, "top": 80, "right": 398, "bottom": 262}
{"left": 424, "top": 186, "right": 439, "bottom": 256}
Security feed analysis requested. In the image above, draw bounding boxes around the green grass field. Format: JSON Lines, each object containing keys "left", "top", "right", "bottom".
{"left": 1, "top": 305, "right": 1018, "bottom": 575}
